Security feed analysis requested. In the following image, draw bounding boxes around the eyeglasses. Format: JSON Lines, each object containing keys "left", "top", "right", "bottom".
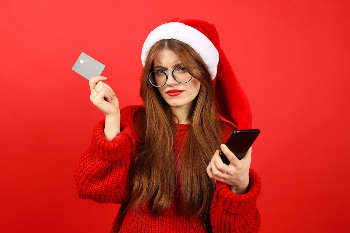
{"left": 148, "top": 66, "right": 193, "bottom": 88}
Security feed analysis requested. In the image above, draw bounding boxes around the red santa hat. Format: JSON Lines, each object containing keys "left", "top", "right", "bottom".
{"left": 141, "top": 18, "right": 252, "bottom": 129}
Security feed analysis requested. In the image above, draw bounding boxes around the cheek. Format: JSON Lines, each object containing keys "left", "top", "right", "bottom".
{"left": 190, "top": 80, "right": 201, "bottom": 95}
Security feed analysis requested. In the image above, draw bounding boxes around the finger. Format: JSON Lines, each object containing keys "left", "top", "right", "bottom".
{"left": 94, "top": 81, "right": 104, "bottom": 92}
{"left": 213, "top": 150, "right": 230, "bottom": 174}
{"left": 101, "top": 83, "right": 115, "bottom": 99}
{"left": 91, "top": 89, "right": 113, "bottom": 105}
{"left": 100, "top": 89, "right": 113, "bottom": 102}
{"left": 220, "top": 144, "right": 242, "bottom": 169}
{"left": 206, "top": 165, "right": 213, "bottom": 178}
{"left": 90, "top": 88, "right": 98, "bottom": 101}
{"left": 110, "top": 95, "right": 120, "bottom": 107}
{"left": 224, "top": 165, "right": 233, "bottom": 176}
{"left": 101, "top": 82, "right": 116, "bottom": 97}
{"left": 209, "top": 161, "right": 231, "bottom": 182}
{"left": 210, "top": 159, "right": 226, "bottom": 178}
{"left": 89, "top": 76, "right": 107, "bottom": 91}
{"left": 213, "top": 156, "right": 233, "bottom": 178}
{"left": 95, "top": 82, "right": 114, "bottom": 99}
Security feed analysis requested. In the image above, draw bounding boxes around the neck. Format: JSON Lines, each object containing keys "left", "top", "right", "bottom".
{"left": 171, "top": 105, "right": 191, "bottom": 124}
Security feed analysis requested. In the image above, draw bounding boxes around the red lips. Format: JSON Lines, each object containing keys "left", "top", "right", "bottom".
{"left": 166, "top": 89, "right": 184, "bottom": 96}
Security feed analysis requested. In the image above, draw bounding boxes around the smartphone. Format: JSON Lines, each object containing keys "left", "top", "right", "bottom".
{"left": 219, "top": 129, "right": 260, "bottom": 164}
{"left": 72, "top": 52, "right": 105, "bottom": 80}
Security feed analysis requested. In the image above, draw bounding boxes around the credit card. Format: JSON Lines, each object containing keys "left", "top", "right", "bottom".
{"left": 72, "top": 52, "right": 105, "bottom": 80}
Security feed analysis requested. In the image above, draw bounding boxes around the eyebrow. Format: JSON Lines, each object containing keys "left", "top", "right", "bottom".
{"left": 153, "top": 62, "right": 183, "bottom": 69}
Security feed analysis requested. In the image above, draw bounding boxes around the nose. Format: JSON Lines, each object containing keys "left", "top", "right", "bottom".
{"left": 165, "top": 70, "right": 178, "bottom": 85}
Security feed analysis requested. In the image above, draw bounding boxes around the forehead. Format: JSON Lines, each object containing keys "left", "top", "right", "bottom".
{"left": 153, "top": 49, "right": 182, "bottom": 66}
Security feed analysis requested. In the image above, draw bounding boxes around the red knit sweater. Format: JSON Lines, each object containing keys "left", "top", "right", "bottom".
{"left": 75, "top": 105, "right": 261, "bottom": 232}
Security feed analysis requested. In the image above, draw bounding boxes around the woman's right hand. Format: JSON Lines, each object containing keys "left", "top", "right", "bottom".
{"left": 89, "top": 76, "right": 120, "bottom": 141}
{"left": 89, "top": 76, "right": 119, "bottom": 116}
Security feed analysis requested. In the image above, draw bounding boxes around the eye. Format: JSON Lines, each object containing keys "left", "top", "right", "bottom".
{"left": 154, "top": 69, "right": 165, "bottom": 74}
{"left": 175, "top": 66, "right": 187, "bottom": 72}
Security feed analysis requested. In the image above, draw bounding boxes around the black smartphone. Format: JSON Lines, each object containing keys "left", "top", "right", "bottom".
{"left": 219, "top": 129, "right": 260, "bottom": 164}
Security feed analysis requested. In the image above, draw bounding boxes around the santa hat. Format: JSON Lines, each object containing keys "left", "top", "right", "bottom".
{"left": 141, "top": 18, "right": 252, "bottom": 129}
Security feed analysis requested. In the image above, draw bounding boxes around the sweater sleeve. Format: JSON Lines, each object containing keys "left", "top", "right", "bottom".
{"left": 210, "top": 169, "right": 261, "bottom": 233}
{"left": 74, "top": 105, "right": 142, "bottom": 204}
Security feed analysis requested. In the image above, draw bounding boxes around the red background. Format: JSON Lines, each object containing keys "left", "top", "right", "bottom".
{"left": 1, "top": 0, "right": 349, "bottom": 232}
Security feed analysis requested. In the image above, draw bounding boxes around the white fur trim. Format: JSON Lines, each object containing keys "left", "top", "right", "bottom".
{"left": 141, "top": 22, "right": 219, "bottom": 79}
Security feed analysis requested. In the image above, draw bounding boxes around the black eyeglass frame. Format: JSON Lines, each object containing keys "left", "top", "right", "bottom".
{"left": 148, "top": 67, "right": 193, "bottom": 88}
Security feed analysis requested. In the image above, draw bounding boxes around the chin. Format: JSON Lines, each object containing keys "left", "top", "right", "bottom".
{"left": 164, "top": 97, "right": 193, "bottom": 108}
{"left": 168, "top": 103, "right": 184, "bottom": 107}
{"left": 168, "top": 101, "right": 192, "bottom": 108}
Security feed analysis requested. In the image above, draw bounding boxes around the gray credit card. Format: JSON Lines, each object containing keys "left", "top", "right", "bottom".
{"left": 72, "top": 52, "right": 105, "bottom": 80}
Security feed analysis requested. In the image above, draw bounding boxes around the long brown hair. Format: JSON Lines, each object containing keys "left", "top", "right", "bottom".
{"left": 131, "top": 39, "right": 221, "bottom": 219}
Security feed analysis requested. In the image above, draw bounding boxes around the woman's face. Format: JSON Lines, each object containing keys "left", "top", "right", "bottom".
{"left": 153, "top": 49, "right": 201, "bottom": 112}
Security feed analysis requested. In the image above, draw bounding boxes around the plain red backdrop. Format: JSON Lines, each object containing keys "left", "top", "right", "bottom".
{"left": 1, "top": 0, "right": 349, "bottom": 232}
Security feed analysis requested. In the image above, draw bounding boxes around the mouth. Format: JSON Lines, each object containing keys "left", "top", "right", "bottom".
{"left": 166, "top": 89, "right": 184, "bottom": 96}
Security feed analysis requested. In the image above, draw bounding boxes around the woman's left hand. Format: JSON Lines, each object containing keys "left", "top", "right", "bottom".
{"left": 206, "top": 144, "right": 252, "bottom": 194}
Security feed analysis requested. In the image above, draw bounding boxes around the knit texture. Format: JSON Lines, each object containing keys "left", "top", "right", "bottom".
{"left": 75, "top": 105, "right": 261, "bottom": 232}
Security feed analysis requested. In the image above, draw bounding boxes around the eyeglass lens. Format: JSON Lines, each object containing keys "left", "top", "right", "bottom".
{"left": 148, "top": 67, "right": 192, "bottom": 87}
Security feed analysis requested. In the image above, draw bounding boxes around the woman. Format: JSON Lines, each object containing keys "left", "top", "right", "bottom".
{"left": 75, "top": 19, "right": 261, "bottom": 232}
